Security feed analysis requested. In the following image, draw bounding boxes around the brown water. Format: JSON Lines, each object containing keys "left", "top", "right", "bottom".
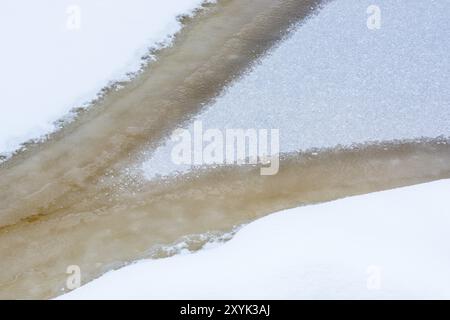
{"left": 0, "top": 0, "right": 449, "bottom": 300}
{"left": 1, "top": 139, "right": 450, "bottom": 299}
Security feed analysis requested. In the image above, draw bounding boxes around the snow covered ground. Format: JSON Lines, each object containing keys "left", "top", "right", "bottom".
{"left": 141, "top": 0, "right": 450, "bottom": 179}
{"left": 60, "top": 179, "right": 450, "bottom": 299}
{"left": 0, "top": 0, "right": 210, "bottom": 158}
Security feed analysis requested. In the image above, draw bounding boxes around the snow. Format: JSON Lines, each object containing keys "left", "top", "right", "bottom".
{"left": 60, "top": 179, "right": 450, "bottom": 299}
{"left": 0, "top": 0, "right": 211, "bottom": 158}
{"left": 141, "top": 0, "right": 450, "bottom": 179}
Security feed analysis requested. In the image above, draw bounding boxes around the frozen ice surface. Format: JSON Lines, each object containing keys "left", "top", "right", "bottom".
{"left": 142, "top": 0, "right": 450, "bottom": 179}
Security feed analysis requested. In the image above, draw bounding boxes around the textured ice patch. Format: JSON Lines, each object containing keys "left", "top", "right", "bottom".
{"left": 141, "top": 0, "right": 450, "bottom": 179}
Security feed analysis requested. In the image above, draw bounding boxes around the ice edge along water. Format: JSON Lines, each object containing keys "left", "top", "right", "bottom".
{"left": 0, "top": 0, "right": 215, "bottom": 160}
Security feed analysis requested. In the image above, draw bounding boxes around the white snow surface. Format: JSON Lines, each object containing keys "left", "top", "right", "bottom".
{"left": 60, "top": 179, "right": 450, "bottom": 299}
{"left": 141, "top": 0, "right": 450, "bottom": 179}
{"left": 0, "top": 0, "right": 210, "bottom": 157}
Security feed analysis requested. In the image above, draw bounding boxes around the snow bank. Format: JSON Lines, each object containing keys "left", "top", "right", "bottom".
{"left": 0, "top": 0, "right": 210, "bottom": 157}
{"left": 60, "top": 179, "right": 450, "bottom": 299}
{"left": 142, "top": 0, "right": 450, "bottom": 179}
